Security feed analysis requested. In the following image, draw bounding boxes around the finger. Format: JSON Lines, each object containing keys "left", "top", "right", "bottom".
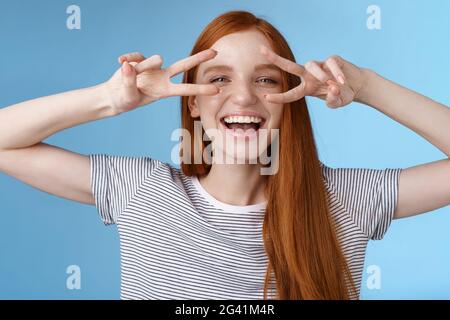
{"left": 260, "top": 45, "right": 305, "bottom": 77}
{"left": 168, "top": 83, "right": 219, "bottom": 97}
{"left": 326, "top": 82, "right": 342, "bottom": 108}
{"left": 326, "top": 80, "right": 341, "bottom": 95}
{"left": 118, "top": 52, "right": 146, "bottom": 64}
{"left": 121, "top": 61, "right": 139, "bottom": 95}
{"left": 324, "top": 56, "right": 346, "bottom": 85}
{"left": 305, "top": 60, "right": 332, "bottom": 83}
{"left": 166, "top": 49, "right": 218, "bottom": 78}
{"left": 264, "top": 84, "right": 306, "bottom": 104}
{"left": 134, "top": 55, "right": 164, "bottom": 74}
{"left": 326, "top": 92, "right": 341, "bottom": 108}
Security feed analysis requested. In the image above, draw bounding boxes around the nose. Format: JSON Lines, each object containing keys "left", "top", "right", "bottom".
{"left": 229, "top": 80, "right": 258, "bottom": 107}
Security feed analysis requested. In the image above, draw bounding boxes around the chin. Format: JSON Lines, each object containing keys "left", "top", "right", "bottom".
{"left": 211, "top": 142, "right": 271, "bottom": 165}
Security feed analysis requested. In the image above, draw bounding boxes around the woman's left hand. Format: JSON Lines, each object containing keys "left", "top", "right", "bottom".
{"left": 260, "top": 45, "right": 368, "bottom": 108}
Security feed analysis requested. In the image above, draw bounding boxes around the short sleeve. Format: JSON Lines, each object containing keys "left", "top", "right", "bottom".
{"left": 321, "top": 164, "right": 402, "bottom": 240}
{"left": 89, "top": 154, "right": 161, "bottom": 225}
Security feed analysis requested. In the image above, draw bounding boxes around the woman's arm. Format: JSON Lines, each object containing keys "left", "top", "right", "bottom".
{"left": 260, "top": 46, "right": 450, "bottom": 220}
{"left": 0, "top": 84, "right": 113, "bottom": 205}
{"left": 0, "top": 49, "right": 219, "bottom": 205}
{"left": 355, "top": 69, "right": 450, "bottom": 220}
{"left": 0, "top": 49, "right": 218, "bottom": 151}
{"left": 356, "top": 69, "right": 450, "bottom": 158}
{"left": 0, "top": 84, "right": 113, "bottom": 151}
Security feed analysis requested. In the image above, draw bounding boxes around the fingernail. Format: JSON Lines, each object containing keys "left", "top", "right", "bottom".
{"left": 335, "top": 88, "right": 340, "bottom": 95}
{"left": 338, "top": 75, "right": 345, "bottom": 85}
{"left": 122, "top": 61, "right": 130, "bottom": 73}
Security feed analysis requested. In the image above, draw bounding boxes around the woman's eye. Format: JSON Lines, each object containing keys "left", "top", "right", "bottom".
{"left": 258, "top": 78, "right": 277, "bottom": 84}
{"left": 209, "top": 77, "right": 278, "bottom": 84}
{"left": 210, "top": 77, "right": 228, "bottom": 83}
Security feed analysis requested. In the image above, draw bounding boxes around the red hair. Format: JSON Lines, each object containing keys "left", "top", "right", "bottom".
{"left": 180, "top": 10, "right": 356, "bottom": 299}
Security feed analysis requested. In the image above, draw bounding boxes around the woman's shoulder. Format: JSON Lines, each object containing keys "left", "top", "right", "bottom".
{"left": 89, "top": 153, "right": 187, "bottom": 181}
{"left": 319, "top": 161, "right": 402, "bottom": 187}
{"left": 319, "top": 160, "right": 402, "bottom": 240}
{"left": 89, "top": 153, "right": 187, "bottom": 225}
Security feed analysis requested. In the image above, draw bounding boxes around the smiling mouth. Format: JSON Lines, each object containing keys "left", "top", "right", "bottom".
{"left": 219, "top": 115, "right": 267, "bottom": 132}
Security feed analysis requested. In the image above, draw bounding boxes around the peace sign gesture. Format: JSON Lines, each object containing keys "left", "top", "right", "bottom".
{"left": 260, "top": 46, "right": 367, "bottom": 108}
{"left": 104, "top": 49, "right": 220, "bottom": 115}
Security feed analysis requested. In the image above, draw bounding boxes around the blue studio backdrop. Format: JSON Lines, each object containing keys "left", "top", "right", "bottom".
{"left": 0, "top": 0, "right": 449, "bottom": 299}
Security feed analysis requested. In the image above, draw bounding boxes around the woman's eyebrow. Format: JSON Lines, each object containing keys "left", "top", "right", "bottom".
{"left": 202, "top": 64, "right": 281, "bottom": 77}
{"left": 254, "top": 64, "right": 282, "bottom": 73}
{"left": 202, "top": 65, "right": 233, "bottom": 76}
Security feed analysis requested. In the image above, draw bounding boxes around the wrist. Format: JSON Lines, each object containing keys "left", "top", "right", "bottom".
{"left": 95, "top": 82, "right": 120, "bottom": 117}
{"left": 354, "top": 68, "right": 378, "bottom": 105}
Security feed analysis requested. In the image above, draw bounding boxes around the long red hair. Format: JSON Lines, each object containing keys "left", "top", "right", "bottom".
{"left": 180, "top": 10, "right": 356, "bottom": 299}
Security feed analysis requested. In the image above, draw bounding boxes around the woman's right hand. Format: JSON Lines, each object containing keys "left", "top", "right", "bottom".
{"left": 103, "top": 49, "right": 220, "bottom": 115}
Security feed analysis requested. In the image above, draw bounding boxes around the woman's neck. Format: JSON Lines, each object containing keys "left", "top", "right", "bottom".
{"left": 198, "top": 164, "right": 268, "bottom": 206}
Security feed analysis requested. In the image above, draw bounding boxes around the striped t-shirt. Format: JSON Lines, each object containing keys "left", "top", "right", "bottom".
{"left": 89, "top": 154, "right": 402, "bottom": 300}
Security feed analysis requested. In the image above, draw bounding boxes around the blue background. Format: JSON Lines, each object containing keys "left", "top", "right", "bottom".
{"left": 1, "top": 0, "right": 449, "bottom": 299}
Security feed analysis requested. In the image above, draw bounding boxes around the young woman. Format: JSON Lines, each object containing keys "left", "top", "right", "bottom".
{"left": 0, "top": 10, "right": 449, "bottom": 300}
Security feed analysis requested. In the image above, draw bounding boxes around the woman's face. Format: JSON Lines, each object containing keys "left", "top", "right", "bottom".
{"left": 189, "top": 29, "right": 284, "bottom": 164}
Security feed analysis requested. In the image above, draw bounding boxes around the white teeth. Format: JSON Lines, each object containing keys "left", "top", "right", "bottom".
{"left": 223, "top": 116, "right": 263, "bottom": 124}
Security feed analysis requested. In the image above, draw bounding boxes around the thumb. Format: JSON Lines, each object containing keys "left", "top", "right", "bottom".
{"left": 120, "top": 61, "right": 141, "bottom": 109}
{"left": 326, "top": 86, "right": 341, "bottom": 108}
{"left": 121, "top": 61, "right": 137, "bottom": 87}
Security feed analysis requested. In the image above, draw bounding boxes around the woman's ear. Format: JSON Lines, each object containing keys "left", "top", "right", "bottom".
{"left": 188, "top": 96, "right": 200, "bottom": 118}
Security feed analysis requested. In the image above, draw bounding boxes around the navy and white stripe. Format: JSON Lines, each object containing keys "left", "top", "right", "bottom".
{"left": 90, "top": 154, "right": 402, "bottom": 300}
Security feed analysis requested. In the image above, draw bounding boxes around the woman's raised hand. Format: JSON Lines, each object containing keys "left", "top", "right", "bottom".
{"left": 260, "top": 45, "right": 368, "bottom": 108}
{"left": 103, "top": 49, "right": 220, "bottom": 115}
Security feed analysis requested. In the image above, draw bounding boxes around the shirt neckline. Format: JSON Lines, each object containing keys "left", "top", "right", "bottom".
{"left": 191, "top": 175, "right": 267, "bottom": 213}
